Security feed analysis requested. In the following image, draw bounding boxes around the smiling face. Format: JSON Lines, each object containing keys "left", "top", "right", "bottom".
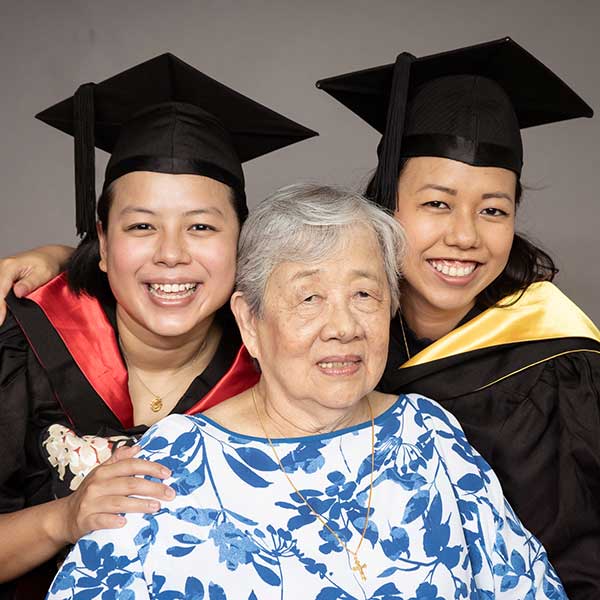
{"left": 98, "top": 171, "right": 240, "bottom": 344}
{"left": 234, "top": 226, "right": 391, "bottom": 414}
{"left": 395, "top": 157, "right": 516, "bottom": 325}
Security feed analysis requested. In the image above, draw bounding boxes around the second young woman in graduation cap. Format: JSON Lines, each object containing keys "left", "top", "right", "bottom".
{"left": 317, "top": 37, "right": 599, "bottom": 599}
{"left": 0, "top": 53, "right": 315, "bottom": 599}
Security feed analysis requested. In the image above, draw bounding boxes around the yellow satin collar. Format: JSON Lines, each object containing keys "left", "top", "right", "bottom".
{"left": 401, "top": 282, "right": 600, "bottom": 368}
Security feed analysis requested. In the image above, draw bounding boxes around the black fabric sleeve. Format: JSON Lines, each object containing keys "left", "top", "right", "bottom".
{"left": 0, "top": 312, "right": 59, "bottom": 515}
{"left": 538, "top": 350, "right": 600, "bottom": 600}
{"left": 0, "top": 312, "right": 32, "bottom": 513}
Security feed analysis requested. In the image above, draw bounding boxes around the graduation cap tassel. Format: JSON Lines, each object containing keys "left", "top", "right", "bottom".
{"left": 73, "top": 82, "right": 97, "bottom": 238}
{"left": 370, "top": 53, "right": 414, "bottom": 211}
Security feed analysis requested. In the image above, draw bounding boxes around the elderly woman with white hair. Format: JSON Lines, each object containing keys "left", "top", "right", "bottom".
{"left": 47, "top": 184, "right": 565, "bottom": 600}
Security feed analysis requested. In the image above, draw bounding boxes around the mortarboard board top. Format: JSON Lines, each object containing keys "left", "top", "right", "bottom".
{"left": 38, "top": 53, "right": 317, "bottom": 162}
{"left": 316, "top": 37, "right": 593, "bottom": 134}
{"left": 37, "top": 53, "right": 317, "bottom": 236}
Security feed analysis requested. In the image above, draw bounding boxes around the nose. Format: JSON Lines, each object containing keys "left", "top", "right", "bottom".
{"left": 444, "top": 208, "right": 480, "bottom": 250}
{"left": 153, "top": 229, "right": 191, "bottom": 267}
{"left": 321, "top": 299, "right": 363, "bottom": 343}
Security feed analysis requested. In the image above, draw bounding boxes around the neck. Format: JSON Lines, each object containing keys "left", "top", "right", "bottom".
{"left": 116, "top": 309, "right": 216, "bottom": 373}
{"left": 252, "top": 382, "right": 371, "bottom": 438}
{"left": 401, "top": 289, "right": 474, "bottom": 341}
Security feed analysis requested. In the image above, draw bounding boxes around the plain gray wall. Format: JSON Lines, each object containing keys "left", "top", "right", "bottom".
{"left": 1, "top": 0, "right": 598, "bottom": 322}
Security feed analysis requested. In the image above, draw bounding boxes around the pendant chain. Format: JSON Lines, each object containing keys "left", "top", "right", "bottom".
{"left": 251, "top": 387, "right": 375, "bottom": 582}
{"left": 120, "top": 337, "right": 208, "bottom": 413}
{"left": 399, "top": 313, "right": 411, "bottom": 360}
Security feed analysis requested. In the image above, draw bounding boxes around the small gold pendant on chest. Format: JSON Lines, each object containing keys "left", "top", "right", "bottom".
{"left": 352, "top": 556, "right": 367, "bottom": 581}
{"left": 150, "top": 397, "right": 163, "bottom": 413}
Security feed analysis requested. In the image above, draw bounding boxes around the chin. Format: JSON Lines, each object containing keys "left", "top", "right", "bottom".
{"left": 140, "top": 312, "right": 207, "bottom": 339}
{"left": 423, "top": 289, "right": 478, "bottom": 315}
{"left": 143, "top": 322, "right": 195, "bottom": 339}
{"left": 317, "top": 385, "right": 373, "bottom": 411}
{"left": 141, "top": 299, "right": 221, "bottom": 336}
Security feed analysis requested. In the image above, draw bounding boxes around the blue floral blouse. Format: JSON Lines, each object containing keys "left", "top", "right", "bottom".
{"left": 47, "top": 394, "right": 566, "bottom": 600}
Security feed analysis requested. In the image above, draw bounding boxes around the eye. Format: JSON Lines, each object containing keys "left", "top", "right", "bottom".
{"left": 126, "top": 223, "right": 154, "bottom": 231}
{"left": 423, "top": 200, "right": 450, "bottom": 210}
{"left": 303, "top": 294, "right": 319, "bottom": 303}
{"left": 480, "top": 207, "right": 509, "bottom": 217}
{"left": 355, "top": 290, "right": 372, "bottom": 299}
{"left": 189, "top": 224, "right": 216, "bottom": 232}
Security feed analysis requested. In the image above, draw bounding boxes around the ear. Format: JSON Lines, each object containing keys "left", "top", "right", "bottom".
{"left": 230, "top": 291, "right": 260, "bottom": 360}
{"left": 97, "top": 221, "right": 108, "bottom": 273}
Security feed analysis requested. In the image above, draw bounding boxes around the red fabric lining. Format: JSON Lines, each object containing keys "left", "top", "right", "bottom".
{"left": 28, "top": 274, "right": 132, "bottom": 427}
{"left": 185, "top": 345, "right": 259, "bottom": 415}
{"left": 26, "top": 274, "right": 258, "bottom": 427}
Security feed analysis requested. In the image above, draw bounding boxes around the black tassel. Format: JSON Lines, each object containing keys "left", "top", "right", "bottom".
{"left": 74, "top": 82, "right": 96, "bottom": 238}
{"left": 370, "top": 53, "right": 414, "bottom": 211}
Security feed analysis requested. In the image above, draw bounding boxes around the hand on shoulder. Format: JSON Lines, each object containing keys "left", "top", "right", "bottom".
{"left": 0, "top": 244, "right": 74, "bottom": 325}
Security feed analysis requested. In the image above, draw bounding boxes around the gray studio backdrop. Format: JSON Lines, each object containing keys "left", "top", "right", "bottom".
{"left": 1, "top": 0, "right": 598, "bottom": 322}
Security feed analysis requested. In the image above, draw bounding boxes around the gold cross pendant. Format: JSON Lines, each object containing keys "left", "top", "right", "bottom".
{"left": 352, "top": 556, "right": 367, "bottom": 582}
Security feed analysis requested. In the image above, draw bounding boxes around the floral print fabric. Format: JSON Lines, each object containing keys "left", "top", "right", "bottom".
{"left": 47, "top": 394, "right": 566, "bottom": 600}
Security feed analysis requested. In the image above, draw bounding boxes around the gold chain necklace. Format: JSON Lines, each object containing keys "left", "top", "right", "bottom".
{"left": 121, "top": 338, "right": 208, "bottom": 413}
{"left": 399, "top": 313, "right": 411, "bottom": 360}
{"left": 251, "top": 387, "right": 375, "bottom": 582}
{"left": 126, "top": 366, "right": 182, "bottom": 413}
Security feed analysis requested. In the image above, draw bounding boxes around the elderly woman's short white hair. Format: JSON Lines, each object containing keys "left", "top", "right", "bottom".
{"left": 236, "top": 183, "right": 405, "bottom": 316}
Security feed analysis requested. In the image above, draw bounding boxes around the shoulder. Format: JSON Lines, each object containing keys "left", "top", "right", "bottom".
{"left": 400, "top": 392, "right": 466, "bottom": 434}
{"left": 0, "top": 308, "right": 27, "bottom": 350}
{"left": 400, "top": 392, "right": 497, "bottom": 484}
{"left": 392, "top": 392, "right": 492, "bottom": 465}
{"left": 202, "top": 392, "right": 265, "bottom": 437}
{"left": 517, "top": 282, "right": 599, "bottom": 340}
{"left": 406, "top": 392, "right": 482, "bottom": 455}
{"left": 137, "top": 415, "right": 214, "bottom": 499}
{"left": 138, "top": 414, "right": 202, "bottom": 451}
{"left": 135, "top": 415, "right": 208, "bottom": 467}
{"left": 0, "top": 309, "right": 30, "bottom": 385}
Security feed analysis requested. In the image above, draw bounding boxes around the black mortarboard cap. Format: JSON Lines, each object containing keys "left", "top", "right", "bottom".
{"left": 37, "top": 53, "right": 318, "bottom": 237}
{"left": 317, "top": 37, "right": 593, "bottom": 209}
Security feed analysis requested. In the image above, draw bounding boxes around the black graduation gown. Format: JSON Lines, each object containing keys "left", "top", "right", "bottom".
{"left": 379, "top": 282, "right": 600, "bottom": 600}
{"left": 0, "top": 274, "right": 258, "bottom": 600}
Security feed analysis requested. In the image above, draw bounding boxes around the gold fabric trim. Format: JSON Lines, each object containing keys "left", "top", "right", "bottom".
{"left": 401, "top": 282, "right": 600, "bottom": 368}
{"left": 474, "top": 349, "right": 600, "bottom": 392}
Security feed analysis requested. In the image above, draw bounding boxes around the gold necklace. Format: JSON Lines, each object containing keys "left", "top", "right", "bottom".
{"left": 399, "top": 313, "right": 411, "bottom": 360}
{"left": 251, "top": 387, "right": 375, "bottom": 582}
{"left": 121, "top": 338, "right": 208, "bottom": 413}
{"left": 126, "top": 367, "right": 182, "bottom": 413}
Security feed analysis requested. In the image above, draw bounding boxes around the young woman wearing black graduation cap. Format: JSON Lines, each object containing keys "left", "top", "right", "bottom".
{"left": 0, "top": 53, "right": 315, "bottom": 599}
{"left": 318, "top": 37, "right": 599, "bottom": 599}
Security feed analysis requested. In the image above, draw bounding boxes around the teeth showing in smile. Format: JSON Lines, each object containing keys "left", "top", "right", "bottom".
{"left": 429, "top": 260, "right": 477, "bottom": 278}
{"left": 318, "top": 361, "right": 357, "bottom": 369}
{"left": 148, "top": 282, "right": 197, "bottom": 298}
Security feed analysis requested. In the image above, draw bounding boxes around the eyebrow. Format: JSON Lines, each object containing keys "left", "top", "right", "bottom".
{"left": 119, "top": 206, "right": 155, "bottom": 216}
{"left": 352, "top": 269, "right": 380, "bottom": 282}
{"left": 184, "top": 207, "right": 225, "bottom": 217}
{"left": 119, "top": 206, "right": 225, "bottom": 217}
{"left": 417, "top": 185, "right": 514, "bottom": 202}
{"left": 291, "top": 268, "right": 320, "bottom": 282}
{"left": 417, "top": 184, "right": 457, "bottom": 195}
{"left": 290, "top": 268, "right": 380, "bottom": 282}
{"left": 481, "top": 192, "right": 514, "bottom": 202}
